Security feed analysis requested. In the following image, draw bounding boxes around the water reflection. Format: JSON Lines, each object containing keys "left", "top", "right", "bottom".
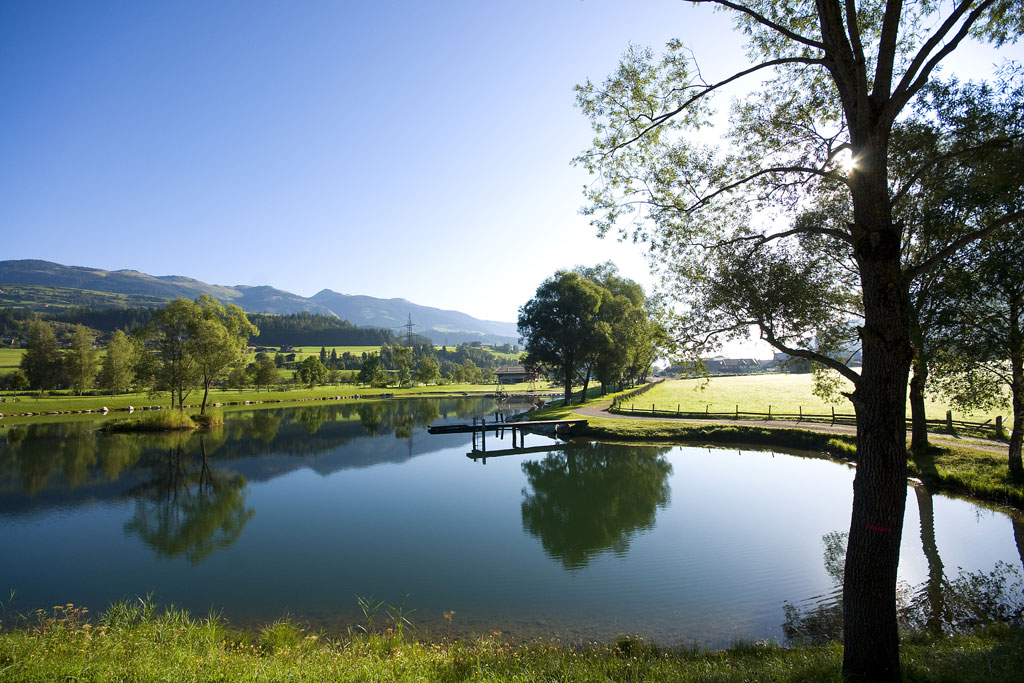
{"left": 0, "top": 397, "right": 523, "bottom": 541}
{"left": 4, "top": 407, "right": 1024, "bottom": 645}
{"left": 783, "top": 483, "right": 1024, "bottom": 643}
{"left": 520, "top": 443, "right": 672, "bottom": 569}
{"left": 124, "top": 436, "right": 253, "bottom": 564}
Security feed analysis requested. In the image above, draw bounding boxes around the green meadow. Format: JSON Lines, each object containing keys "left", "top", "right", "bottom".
{"left": 0, "top": 348, "right": 22, "bottom": 372}
{"left": 0, "top": 380, "right": 557, "bottom": 419}
{"left": 639, "top": 374, "right": 1007, "bottom": 423}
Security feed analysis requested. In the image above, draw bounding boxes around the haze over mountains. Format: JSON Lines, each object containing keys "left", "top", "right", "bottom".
{"left": 0, "top": 260, "right": 518, "bottom": 345}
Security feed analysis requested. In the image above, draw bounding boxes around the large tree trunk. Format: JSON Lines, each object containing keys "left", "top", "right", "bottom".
{"left": 842, "top": 158, "right": 913, "bottom": 682}
{"left": 909, "top": 319, "right": 929, "bottom": 451}
{"left": 562, "top": 363, "right": 573, "bottom": 406}
{"left": 1009, "top": 351, "right": 1023, "bottom": 475}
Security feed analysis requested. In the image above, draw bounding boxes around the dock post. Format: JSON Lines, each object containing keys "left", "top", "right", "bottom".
{"left": 481, "top": 418, "right": 486, "bottom": 451}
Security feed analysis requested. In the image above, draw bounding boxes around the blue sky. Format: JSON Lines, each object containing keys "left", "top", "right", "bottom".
{"left": 1, "top": 1, "right": 751, "bottom": 323}
{"left": 0, "top": 1, "right": 1016, "bottom": 332}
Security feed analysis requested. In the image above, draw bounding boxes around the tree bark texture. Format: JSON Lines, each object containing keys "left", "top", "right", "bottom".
{"left": 1010, "top": 351, "right": 1023, "bottom": 475}
{"left": 842, "top": 160, "right": 912, "bottom": 682}
{"left": 909, "top": 320, "right": 929, "bottom": 451}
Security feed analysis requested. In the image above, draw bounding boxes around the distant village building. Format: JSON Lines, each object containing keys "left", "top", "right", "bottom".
{"left": 663, "top": 357, "right": 775, "bottom": 376}
{"left": 494, "top": 365, "right": 534, "bottom": 384}
{"left": 702, "top": 358, "right": 765, "bottom": 374}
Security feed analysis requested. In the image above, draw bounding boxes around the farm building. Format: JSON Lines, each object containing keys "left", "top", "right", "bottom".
{"left": 494, "top": 365, "right": 534, "bottom": 384}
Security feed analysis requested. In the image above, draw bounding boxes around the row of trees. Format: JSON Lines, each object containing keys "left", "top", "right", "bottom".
{"left": 518, "top": 263, "right": 666, "bottom": 405}
{"left": 572, "top": 0, "right": 1021, "bottom": 678}
{"left": 16, "top": 296, "right": 257, "bottom": 414}
{"left": 11, "top": 300, "right": 519, "bottom": 398}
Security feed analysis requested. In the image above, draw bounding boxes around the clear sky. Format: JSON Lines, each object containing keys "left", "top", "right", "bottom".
{"left": 1, "top": 1, "right": 1016, "bottom": 337}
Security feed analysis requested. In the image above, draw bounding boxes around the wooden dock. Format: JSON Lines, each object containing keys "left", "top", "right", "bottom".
{"left": 426, "top": 418, "right": 587, "bottom": 451}
{"left": 426, "top": 419, "right": 587, "bottom": 435}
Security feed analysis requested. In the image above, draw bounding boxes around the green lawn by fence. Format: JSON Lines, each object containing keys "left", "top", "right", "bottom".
{"left": 639, "top": 375, "right": 1007, "bottom": 424}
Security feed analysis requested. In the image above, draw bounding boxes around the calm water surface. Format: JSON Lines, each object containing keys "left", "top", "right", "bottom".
{"left": 1, "top": 397, "right": 1022, "bottom": 647}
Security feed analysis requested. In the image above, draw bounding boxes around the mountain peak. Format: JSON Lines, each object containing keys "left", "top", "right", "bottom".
{"left": 0, "top": 259, "right": 518, "bottom": 345}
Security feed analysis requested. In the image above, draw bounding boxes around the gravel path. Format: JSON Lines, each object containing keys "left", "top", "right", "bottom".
{"left": 572, "top": 399, "right": 1010, "bottom": 455}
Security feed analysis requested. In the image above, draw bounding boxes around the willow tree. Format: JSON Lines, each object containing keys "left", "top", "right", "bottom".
{"left": 575, "top": 2, "right": 1023, "bottom": 679}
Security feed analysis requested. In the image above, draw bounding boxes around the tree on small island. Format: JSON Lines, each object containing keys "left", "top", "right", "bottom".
{"left": 147, "top": 296, "right": 258, "bottom": 413}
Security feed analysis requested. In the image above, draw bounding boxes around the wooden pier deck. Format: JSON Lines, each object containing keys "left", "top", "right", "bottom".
{"left": 426, "top": 419, "right": 587, "bottom": 435}
{"left": 427, "top": 418, "right": 587, "bottom": 452}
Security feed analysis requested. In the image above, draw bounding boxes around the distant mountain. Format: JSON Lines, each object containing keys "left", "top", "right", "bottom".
{"left": 309, "top": 290, "right": 518, "bottom": 345}
{"left": 0, "top": 259, "right": 518, "bottom": 345}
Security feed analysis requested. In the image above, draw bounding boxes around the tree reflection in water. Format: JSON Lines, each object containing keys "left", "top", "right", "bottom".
{"left": 124, "top": 435, "right": 254, "bottom": 565}
{"left": 520, "top": 443, "right": 672, "bottom": 570}
{"left": 784, "top": 483, "right": 1024, "bottom": 644}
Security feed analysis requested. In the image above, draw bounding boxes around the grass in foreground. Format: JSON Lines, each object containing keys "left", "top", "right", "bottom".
{"left": 1, "top": 601, "right": 1022, "bottom": 683}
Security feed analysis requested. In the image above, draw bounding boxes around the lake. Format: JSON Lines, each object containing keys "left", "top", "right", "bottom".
{"left": 1, "top": 397, "right": 1022, "bottom": 647}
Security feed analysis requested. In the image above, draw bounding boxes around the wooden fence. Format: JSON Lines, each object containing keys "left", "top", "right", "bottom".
{"left": 609, "top": 402, "right": 1007, "bottom": 437}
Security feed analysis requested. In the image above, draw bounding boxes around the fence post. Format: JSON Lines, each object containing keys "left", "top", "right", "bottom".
{"left": 946, "top": 410, "right": 953, "bottom": 431}
{"left": 735, "top": 404, "right": 739, "bottom": 418}
{"left": 705, "top": 404, "right": 709, "bottom": 416}
{"left": 996, "top": 415, "right": 1003, "bottom": 437}
{"left": 677, "top": 403, "right": 680, "bottom": 417}
{"left": 799, "top": 406, "right": 802, "bottom": 422}
{"left": 831, "top": 406, "right": 835, "bottom": 425}
{"left": 768, "top": 405, "right": 771, "bottom": 419}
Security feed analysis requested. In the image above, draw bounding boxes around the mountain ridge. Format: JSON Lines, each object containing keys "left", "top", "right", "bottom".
{"left": 0, "top": 259, "right": 518, "bottom": 345}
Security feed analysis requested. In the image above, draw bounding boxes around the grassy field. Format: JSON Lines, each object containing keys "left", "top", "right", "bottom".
{"left": 640, "top": 374, "right": 1007, "bottom": 423}
{"left": 530, "top": 387, "right": 1024, "bottom": 508}
{"left": 263, "top": 346, "right": 521, "bottom": 365}
{"left": 287, "top": 345, "right": 382, "bottom": 357}
{"left": 0, "top": 380, "right": 559, "bottom": 418}
{"left": 0, "top": 348, "right": 22, "bottom": 372}
{"left": 0, "top": 600, "right": 1020, "bottom": 683}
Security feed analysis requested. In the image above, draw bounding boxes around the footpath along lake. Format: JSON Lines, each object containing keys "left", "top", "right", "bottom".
{"left": 1, "top": 397, "right": 1022, "bottom": 647}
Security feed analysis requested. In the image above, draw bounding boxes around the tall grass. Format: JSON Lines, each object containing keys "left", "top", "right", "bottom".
{"left": 1, "top": 599, "right": 1021, "bottom": 682}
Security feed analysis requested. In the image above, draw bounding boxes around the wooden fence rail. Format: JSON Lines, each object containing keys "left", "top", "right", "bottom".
{"left": 608, "top": 403, "right": 1006, "bottom": 436}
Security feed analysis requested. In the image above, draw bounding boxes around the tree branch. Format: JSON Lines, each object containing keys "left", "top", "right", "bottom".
{"left": 729, "top": 224, "right": 854, "bottom": 246}
{"left": 888, "top": 0, "right": 995, "bottom": 118}
{"left": 759, "top": 326, "right": 862, "bottom": 384}
{"left": 683, "top": 164, "right": 849, "bottom": 211}
{"left": 872, "top": 0, "right": 905, "bottom": 99}
{"left": 692, "top": 0, "right": 826, "bottom": 50}
{"left": 596, "top": 57, "right": 825, "bottom": 156}
{"left": 891, "top": 136, "right": 1020, "bottom": 207}
{"left": 906, "top": 209, "right": 1024, "bottom": 281}
{"left": 843, "top": 0, "right": 867, "bottom": 80}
